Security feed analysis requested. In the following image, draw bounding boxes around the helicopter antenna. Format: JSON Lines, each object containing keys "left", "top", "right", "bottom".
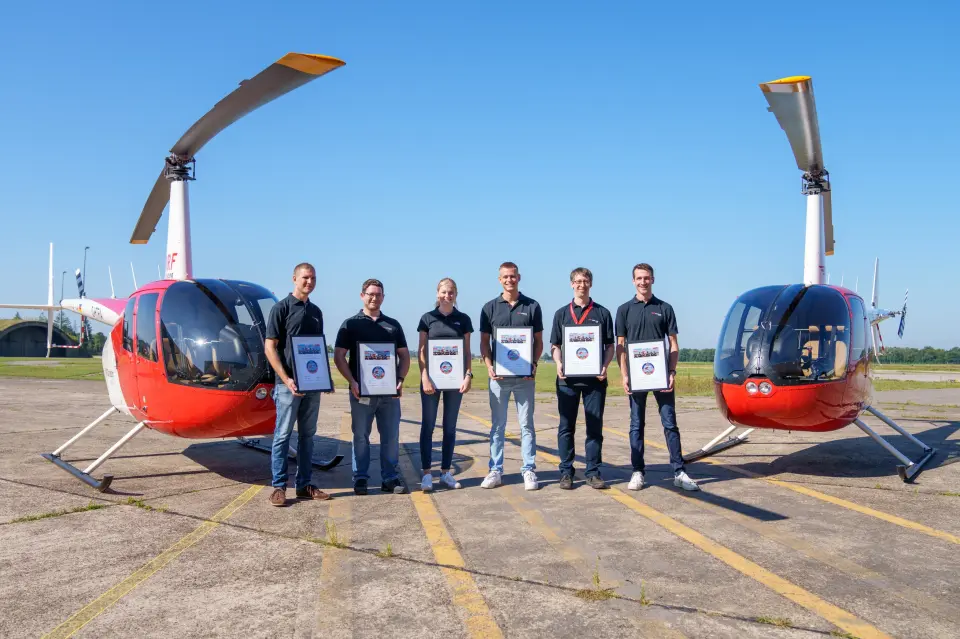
{"left": 130, "top": 262, "right": 138, "bottom": 290}
{"left": 108, "top": 266, "right": 116, "bottom": 299}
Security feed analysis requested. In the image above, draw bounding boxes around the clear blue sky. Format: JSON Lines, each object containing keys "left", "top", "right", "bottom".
{"left": 1, "top": 1, "right": 956, "bottom": 348}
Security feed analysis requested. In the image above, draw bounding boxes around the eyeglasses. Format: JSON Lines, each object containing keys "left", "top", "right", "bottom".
{"left": 572, "top": 279, "right": 591, "bottom": 285}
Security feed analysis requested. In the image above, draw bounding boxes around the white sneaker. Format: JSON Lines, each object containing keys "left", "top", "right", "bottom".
{"left": 481, "top": 471, "right": 502, "bottom": 489}
{"left": 674, "top": 471, "right": 700, "bottom": 491}
{"left": 439, "top": 471, "right": 462, "bottom": 489}
{"left": 627, "top": 471, "right": 645, "bottom": 491}
{"left": 421, "top": 473, "right": 433, "bottom": 492}
{"left": 523, "top": 470, "right": 539, "bottom": 491}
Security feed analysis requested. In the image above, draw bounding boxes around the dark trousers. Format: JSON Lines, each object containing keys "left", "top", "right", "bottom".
{"left": 629, "top": 390, "right": 685, "bottom": 474}
{"left": 420, "top": 388, "right": 463, "bottom": 471}
{"left": 556, "top": 380, "right": 606, "bottom": 477}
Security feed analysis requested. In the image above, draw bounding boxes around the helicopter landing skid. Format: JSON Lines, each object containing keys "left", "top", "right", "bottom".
{"left": 683, "top": 425, "right": 754, "bottom": 463}
{"left": 40, "top": 407, "right": 146, "bottom": 492}
{"left": 855, "top": 406, "right": 936, "bottom": 483}
{"left": 237, "top": 437, "right": 344, "bottom": 471}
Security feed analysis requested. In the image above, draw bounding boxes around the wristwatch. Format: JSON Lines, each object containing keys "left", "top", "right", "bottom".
{"left": 465, "top": 371, "right": 474, "bottom": 378}
{"left": 669, "top": 370, "right": 677, "bottom": 375}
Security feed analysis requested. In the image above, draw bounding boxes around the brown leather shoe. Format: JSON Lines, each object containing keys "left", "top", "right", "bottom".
{"left": 270, "top": 487, "right": 287, "bottom": 506}
{"left": 296, "top": 485, "right": 332, "bottom": 500}
{"left": 586, "top": 475, "right": 607, "bottom": 490}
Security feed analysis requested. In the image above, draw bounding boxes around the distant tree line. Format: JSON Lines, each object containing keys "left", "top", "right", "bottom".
{"left": 29, "top": 313, "right": 107, "bottom": 356}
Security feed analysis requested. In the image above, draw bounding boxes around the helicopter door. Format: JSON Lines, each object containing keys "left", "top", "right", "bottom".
{"left": 116, "top": 297, "right": 139, "bottom": 414}
{"left": 133, "top": 292, "right": 163, "bottom": 420}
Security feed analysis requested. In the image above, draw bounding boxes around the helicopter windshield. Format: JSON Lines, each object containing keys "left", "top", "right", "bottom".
{"left": 715, "top": 285, "right": 851, "bottom": 386}
{"left": 159, "top": 280, "right": 278, "bottom": 391}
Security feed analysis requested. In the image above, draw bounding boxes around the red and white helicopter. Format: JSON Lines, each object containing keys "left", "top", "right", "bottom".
{"left": 688, "top": 75, "right": 932, "bottom": 482}
{"left": 1, "top": 53, "right": 346, "bottom": 491}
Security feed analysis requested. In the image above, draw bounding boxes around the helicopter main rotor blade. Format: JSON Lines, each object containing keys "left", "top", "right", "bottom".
{"left": 759, "top": 76, "right": 823, "bottom": 174}
{"left": 130, "top": 53, "right": 345, "bottom": 245}
{"left": 823, "top": 187, "right": 834, "bottom": 256}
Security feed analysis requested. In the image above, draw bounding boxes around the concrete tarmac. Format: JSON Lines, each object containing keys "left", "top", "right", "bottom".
{"left": 0, "top": 378, "right": 957, "bottom": 638}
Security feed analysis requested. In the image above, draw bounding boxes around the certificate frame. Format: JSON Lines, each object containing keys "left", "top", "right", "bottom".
{"left": 493, "top": 326, "right": 534, "bottom": 378}
{"left": 427, "top": 338, "right": 465, "bottom": 390}
{"left": 290, "top": 335, "right": 334, "bottom": 392}
{"left": 358, "top": 341, "right": 398, "bottom": 397}
{"left": 627, "top": 338, "right": 670, "bottom": 392}
{"left": 562, "top": 325, "right": 602, "bottom": 377}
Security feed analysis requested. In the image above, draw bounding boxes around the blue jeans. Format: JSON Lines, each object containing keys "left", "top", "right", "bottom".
{"left": 488, "top": 377, "right": 536, "bottom": 474}
{"left": 557, "top": 380, "right": 606, "bottom": 477}
{"left": 271, "top": 384, "right": 321, "bottom": 490}
{"left": 629, "top": 390, "right": 685, "bottom": 474}
{"left": 349, "top": 395, "right": 401, "bottom": 484}
{"left": 420, "top": 388, "right": 463, "bottom": 471}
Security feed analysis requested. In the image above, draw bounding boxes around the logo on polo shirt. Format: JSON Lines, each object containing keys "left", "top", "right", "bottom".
{"left": 372, "top": 366, "right": 385, "bottom": 379}
{"left": 650, "top": 312, "right": 662, "bottom": 317}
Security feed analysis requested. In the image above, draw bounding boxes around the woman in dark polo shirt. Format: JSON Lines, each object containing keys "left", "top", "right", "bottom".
{"left": 418, "top": 277, "right": 474, "bottom": 491}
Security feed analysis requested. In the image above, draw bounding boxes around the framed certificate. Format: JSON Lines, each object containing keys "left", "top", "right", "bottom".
{"left": 562, "top": 325, "right": 602, "bottom": 377}
{"left": 627, "top": 338, "right": 670, "bottom": 392}
{"left": 290, "top": 335, "right": 334, "bottom": 392}
{"left": 427, "top": 338, "right": 465, "bottom": 390}
{"left": 493, "top": 326, "right": 533, "bottom": 377}
{"left": 358, "top": 341, "right": 398, "bottom": 397}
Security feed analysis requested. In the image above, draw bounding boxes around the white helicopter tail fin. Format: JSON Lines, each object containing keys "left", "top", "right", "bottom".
{"left": 46, "top": 243, "right": 55, "bottom": 356}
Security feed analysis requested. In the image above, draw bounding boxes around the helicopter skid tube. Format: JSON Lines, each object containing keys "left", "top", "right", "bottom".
{"left": 40, "top": 453, "right": 114, "bottom": 492}
{"left": 855, "top": 407, "right": 937, "bottom": 483}
{"left": 237, "top": 437, "right": 345, "bottom": 471}
{"left": 683, "top": 426, "right": 754, "bottom": 463}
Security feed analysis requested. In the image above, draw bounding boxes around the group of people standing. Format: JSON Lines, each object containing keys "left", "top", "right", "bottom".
{"left": 262, "top": 261, "right": 699, "bottom": 507}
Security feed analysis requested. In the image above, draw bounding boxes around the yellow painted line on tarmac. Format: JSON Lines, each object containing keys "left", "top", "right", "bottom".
{"left": 397, "top": 448, "right": 503, "bottom": 639}
{"left": 42, "top": 483, "right": 263, "bottom": 639}
{"left": 608, "top": 487, "right": 892, "bottom": 639}
{"left": 462, "top": 412, "right": 889, "bottom": 638}
{"left": 312, "top": 412, "right": 354, "bottom": 634}
{"left": 603, "top": 427, "right": 960, "bottom": 546}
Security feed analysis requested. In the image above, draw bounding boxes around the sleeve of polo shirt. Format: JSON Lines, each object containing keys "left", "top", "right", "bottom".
{"left": 665, "top": 303, "right": 679, "bottom": 336}
{"left": 265, "top": 301, "right": 285, "bottom": 341}
{"left": 462, "top": 313, "right": 474, "bottom": 334}
{"left": 615, "top": 303, "right": 627, "bottom": 338}
{"left": 532, "top": 303, "right": 544, "bottom": 334}
{"left": 416, "top": 313, "right": 429, "bottom": 333}
{"left": 603, "top": 308, "right": 615, "bottom": 346}
{"left": 479, "top": 302, "right": 492, "bottom": 334}
{"left": 334, "top": 319, "right": 351, "bottom": 350}
{"left": 394, "top": 321, "right": 408, "bottom": 349}
{"left": 549, "top": 307, "right": 562, "bottom": 346}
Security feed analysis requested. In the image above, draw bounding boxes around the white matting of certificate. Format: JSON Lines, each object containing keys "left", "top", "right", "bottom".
{"left": 291, "top": 335, "right": 334, "bottom": 392}
{"left": 428, "top": 338, "right": 465, "bottom": 390}
{"left": 358, "top": 342, "right": 398, "bottom": 396}
{"left": 627, "top": 339, "right": 669, "bottom": 392}
{"left": 562, "top": 325, "right": 602, "bottom": 377}
{"left": 494, "top": 327, "right": 533, "bottom": 377}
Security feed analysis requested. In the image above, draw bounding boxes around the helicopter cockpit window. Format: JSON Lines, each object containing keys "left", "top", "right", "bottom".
{"left": 159, "top": 281, "right": 272, "bottom": 391}
{"left": 135, "top": 293, "right": 159, "bottom": 362}
{"left": 122, "top": 297, "right": 136, "bottom": 353}
{"left": 767, "top": 287, "right": 850, "bottom": 383}
{"left": 714, "top": 286, "right": 784, "bottom": 382}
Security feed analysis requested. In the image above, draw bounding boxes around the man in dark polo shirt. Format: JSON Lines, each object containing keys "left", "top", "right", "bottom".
{"left": 550, "top": 267, "right": 615, "bottom": 490}
{"left": 478, "top": 261, "right": 543, "bottom": 491}
{"left": 333, "top": 278, "right": 411, "bottom": 495}
{"left": 264, "top": 262, "right": 333, "bottom": 507}
{"left": 615, "top": 262, "right": 700, "bottom": 491}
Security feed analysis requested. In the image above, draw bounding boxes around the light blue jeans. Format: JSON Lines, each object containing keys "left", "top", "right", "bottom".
{"left": 488, "top": 377, "right": 536, "bottom": 474}
{"left": 349, "top": 395, "right": 401, "bottom": 484}
{"left": 271, "top": 384, "right": 320, "bottom": 490}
